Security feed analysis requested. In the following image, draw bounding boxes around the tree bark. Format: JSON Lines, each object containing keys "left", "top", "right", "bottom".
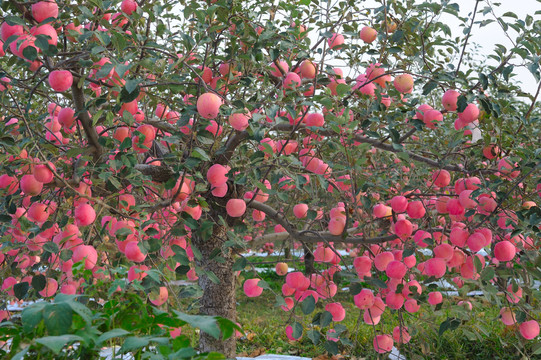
{"left": 303, "top": 244, "right": 314, "bottom": 275}
{"left": 193, "top": 223, "right": 237, "bottom": 357}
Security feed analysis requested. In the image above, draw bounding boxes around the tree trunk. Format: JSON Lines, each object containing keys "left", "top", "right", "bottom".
{"left": 284, "top": 245, "right": 291, "bottom": 259}
{"left": 193, "top": 224, "right": 237, "bottom": 357}
{"left": 303, "top": 244, "right": 314, "bottom": 275}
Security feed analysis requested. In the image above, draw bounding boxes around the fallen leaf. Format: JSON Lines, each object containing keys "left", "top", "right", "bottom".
{"left": 248, "top": 348, "right": 266, "bottom": 357}
{"left": 313, "top": 355, "right": 330, "bottom": 360}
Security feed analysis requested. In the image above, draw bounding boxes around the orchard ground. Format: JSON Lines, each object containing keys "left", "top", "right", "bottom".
{"left": 232, "top": 254, "right": 541, "bottom": 359}
{"left": 146, "top": 252, "right": 540, "bottom": 359}
{"left": 5, "top": 253, "right": 537, "bottom": 359}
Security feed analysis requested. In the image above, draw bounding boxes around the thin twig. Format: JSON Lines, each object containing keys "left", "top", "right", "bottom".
{"left": 455, "top": 0, "right": 481, "bottom": 76}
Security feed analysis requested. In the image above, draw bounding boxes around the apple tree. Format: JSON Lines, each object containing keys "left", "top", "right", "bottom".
{"left": 0, "top": 0, "right": 540, "bottom": 357}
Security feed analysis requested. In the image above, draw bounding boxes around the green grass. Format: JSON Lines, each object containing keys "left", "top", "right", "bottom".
{"left": 177, "top": 259, "right": 541, "bottom": 359}
{"left": 233, "top": 267, "right": 541, "bottom": 359}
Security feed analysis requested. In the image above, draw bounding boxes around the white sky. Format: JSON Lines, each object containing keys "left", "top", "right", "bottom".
{"left": 443, "top": 0, "right": 541, "bottom": 96}
{"left": 298, "top": 0, "right": 541, "bottom": 96}
{"left": 169, "top": 0, "right": 540, "bottom": 96}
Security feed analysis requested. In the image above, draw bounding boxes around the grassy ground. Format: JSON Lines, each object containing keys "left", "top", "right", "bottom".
{"left": 235, "top": 287, "right": 538, "bottom": 359}
{"left": 181, "top": 256, "right": 541, "bottom": 359}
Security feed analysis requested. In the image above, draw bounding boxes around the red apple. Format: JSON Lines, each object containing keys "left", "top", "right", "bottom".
{"left": 49, "top": 70, "right": 73, "bottom": 92}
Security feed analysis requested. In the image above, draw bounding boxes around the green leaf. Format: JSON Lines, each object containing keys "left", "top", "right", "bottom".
{"left": 532, "top": 340, "right": 541, "bottom": 355}
{"left": 422, "top": 80, "right": 438, "bottom": 95}
{"left": 65, "top": 147, "right": 86, "bottom": 159}
{"left": 320, "top": 311, "right": 333, "bottom": 328}
{"left": 335, "top": 83, "right": 351, "bottom": 97}
{"left": 480, "top": 267, "right": 495, "bottom": 281}
{"left": 301, "top": 295, "right": 316, "bottom": 315}
{"left": 14, "top": 282, "right": 29, "bottom": 300}
{"left": 516, "top": 311, "right": 526, "bottom": 323}
{"left": 473, "top": 256, "right": 483, "bottom": 273}
{"left": 192, "top": 147, "right": 210, "bottom": 161}
{"left": 334, "top": 324, "right": 347, "bottom": 335}
{"left": 111, "top": 32, "right": 127, "bottom": 51}
{"left": 120, "top": 336, "right": 150, "bottom": 353}
{"left": 108, "top": 176, "right": 122, "bottom": 190}
{"left": 502, "top": 11, "right": 518, "bottom": 18}
{"left": 35, "top": 335, "right": 84, "bottom": 354}
{"left": 365, "top": 277, "right": 387, "bottom": 289}
{"left": 174, "top": 311, "right": 221, "bottom": 339}
{"left": 439, "top": 23, "right": 451, "bottom": 36}
{"left": 205, "top": 270, "right": 220, "bottom": 284}
{"left": 257, "top": 279, "right": 270, "bottom": 290}
{"left": 22, "top": 302, "right": 47, "bottom": 333}
{"left": 479, "top": 97, "right": 492, "bottom": 114}
{"left": 119, "top": 136, "right": 132, "bottom": 150}
{"left": 43, "top": 303, "right": 73, "bottom": 336}
{"left": 270, "top": 49, "right": 279, "bottom": 61}
{"left": 197, "top": 132, "right": 215, "bottom": 145}
{"left": 65, "top": 299, "right": 92, "bottom": 326}
{"left": 274, "top": 296, "right": 286, "bottom": 308}
{"left": 199, "top": 220, "right": 214, "bottom": 241}
{"left": 43, "top": 242, "right": 59, "bottom": 254}
{"left": 170, "top": 347, "right": 198, "bottom": 358}
{"left": 307, "top": 329, "right": 321, "bottom": 344}
{"left": 324, "top": 340, "right": 339, "bottom": 354}
{"left": 144, "top": 269, "right": 161, "bottom": 283}
{"left": 438, "top": 317, "right": 460, "bottom": 336}
{"left": 175, "top": 265, "right": 190, "bottom": 275}
{"left": 97, "top": 329, "right": 131, "bottom": 345}
{"left": 191, "top": 244, "right": 202, "bottom": 261}
{"left": 125, "top": 79, "right": 141, "bottom": 94}
{"left": 120, "top": 86, "right": 140, "bottom": 103}
{"left": 22, "top": 46, "right": 38, "bottom": 61}
{"left": 389, "top": 128, "right": 400, "bottom": 143}
{"left": 95, "top": 31, "right": 111, "bottom": 46}
{"left": 457, "top": 95, "right": 468, "bottom": 113}
{"left": 462, "top": 329, "right": 478, "bottom": 341}
{"left": 145, "top": 237, "right": 162, "bottom": 253}
{"left": 479, "top": 73, "right": 488, "bottom": 90}
{"left": 172, "top": 245, "right": 190, "bottom": 265}
{"left": 96, "top": 63, "right": 114, "bottom": 79}
{"left": 11, "top": 347, "right": 29, "bottom": 360}
{"left": 5, "top": 16, "right": 26, "bottom": 26}
{"left": 90, "top": 46, "right": 106, "bottom": 55}
{"left": 232, "top": 257, "right": 247, "bottom": 271}
{"left": 216, "top": 317, "right": 241, "bottom": 340}
{"left": 502, "top": 65, "right": 514, "bottom": 82}
{"left": 115, "top": 227, "right": 133, "bottom": 236}
{"left": 391, "top": 29, "right": 404, "bottom": 43}
{"left": 292, "top": 322, "right": 303, "bottom": 339}
{"left": 403, "top": 247, "right": 414, "bottom": 257}
{"left": 34, "top": 35, "right": 51, "bottom": 52}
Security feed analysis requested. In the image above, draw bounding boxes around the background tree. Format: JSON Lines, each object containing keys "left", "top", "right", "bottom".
{"left": 0, "top": 0, "right": 540, "bottom": 357}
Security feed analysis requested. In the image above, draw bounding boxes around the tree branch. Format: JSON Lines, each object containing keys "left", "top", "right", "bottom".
{"left": 145, "top": 118, "right": 177, "bottom": 133}
{"left": 271, "top": 123, "right": 491, "bottom": 173}
{"left": 71, "top": 80, "right": 103, "bottom": 160}
{"left": 525, "top": 79, "right": 541, "bottom": 120}
{"left": 214, "top": 131, "right": 250, "bottom": 165}
{"left": 134, "top": 164, "right": 175, "bottom": 182}
{"left": 247, "top": 200, "right": 397, "bottom": 246}
{"left": 455, "top": 0, "right": 481, "bottom": 76}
